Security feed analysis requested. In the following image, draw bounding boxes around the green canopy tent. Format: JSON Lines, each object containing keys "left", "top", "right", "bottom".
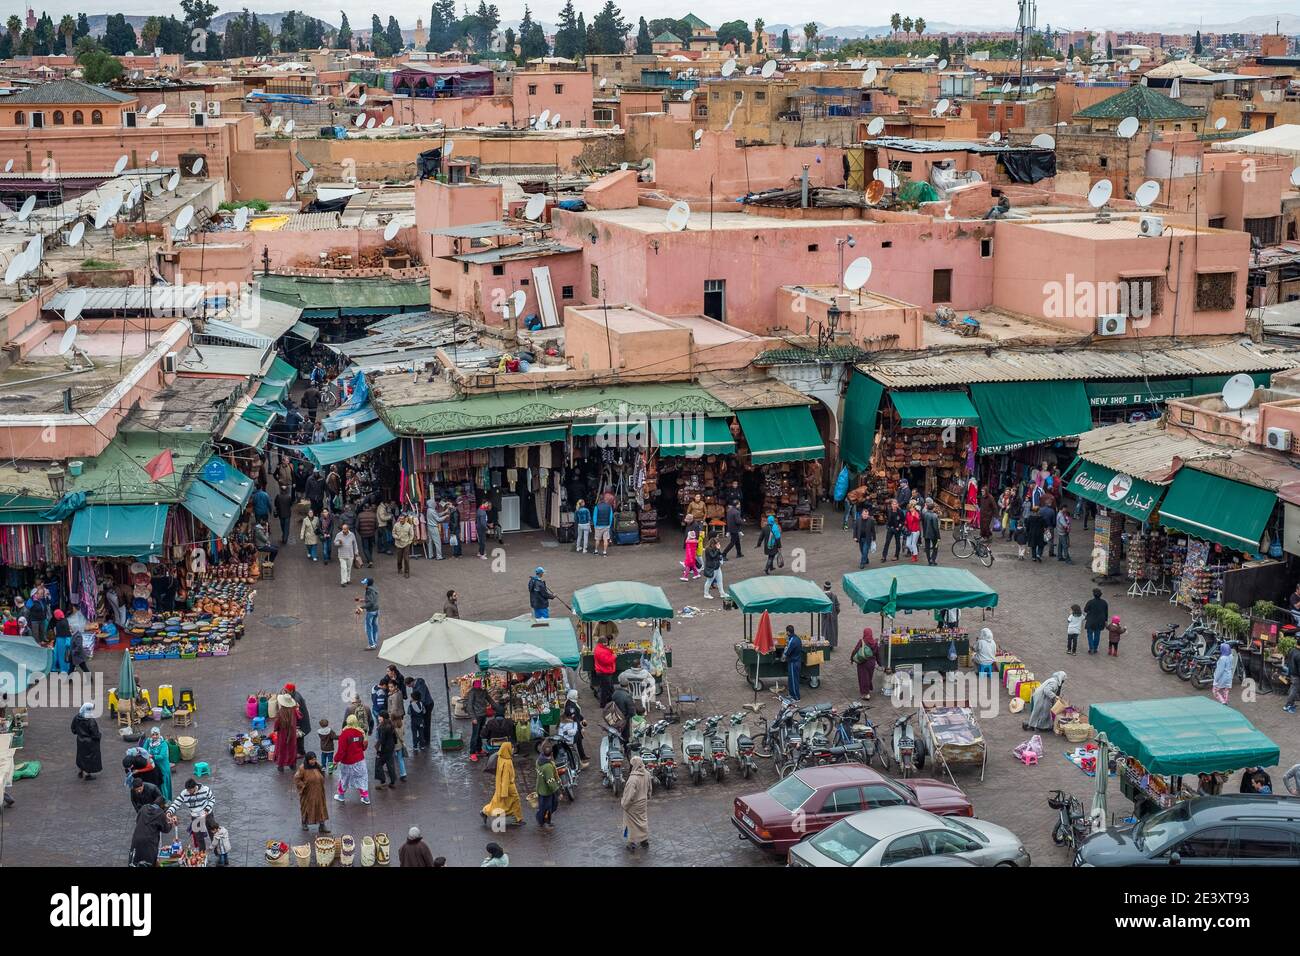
{"left": 841, "top": 565, "right": 999, "bottom": 614}
{"left": 735, "top": 406, "right": 825, "bottom": 465}
{"left": 727, "top": 576, "right": 835, "bottom": 694}
{"left": 0, "top": 635, "right": 53, "bottom": 695}
{"left": 890, "top": 390, "right": 981, "bottom": 429}
{"left": 300, "top": 421, "right": 397, "bottom": 468}
{"left": 968, "top": 380, "right": 1093, "bottom": 455}
{"left": 571, "top": 582, "right": 674, "bottom": 621}
{"left": 1089, "top": 697, "right": 1280, "bottom": 777}
{"left": 478, "top": 642, "right": 565, "bottom": 672}
{"left": 478, "top": 618, "right": 581, "bottom": 668}
{"left": 68, "top": 505, "right": 170, "bottom": 558}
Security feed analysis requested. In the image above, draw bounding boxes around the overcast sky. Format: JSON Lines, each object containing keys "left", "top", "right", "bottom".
{"left": 64, "top": 1, "right": 1296, "bottom": 31}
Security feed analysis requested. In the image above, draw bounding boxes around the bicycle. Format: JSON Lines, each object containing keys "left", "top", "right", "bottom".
{"left": 951, "top": 529, "right": 994, "bottom": 567}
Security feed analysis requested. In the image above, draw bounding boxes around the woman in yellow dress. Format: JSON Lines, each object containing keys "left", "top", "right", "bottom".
{"left": 481, "top": 741, "right": 525, "bottom": 827}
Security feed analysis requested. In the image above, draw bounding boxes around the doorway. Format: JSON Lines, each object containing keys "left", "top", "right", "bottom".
{"left": 704, "top": 279, "right": 726, "bottom": 322}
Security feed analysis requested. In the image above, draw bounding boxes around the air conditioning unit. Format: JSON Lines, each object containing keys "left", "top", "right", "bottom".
{"left": 162, "top": 351, "right": 178, "bottom": 373}
{"left": 1138, "top": 214, "right": 1164, "bottom": 237}
{"left": 1266, "top": 426, "right": 1292, "bottom": 451}
{"left": 1097, "top": 313, "right": 1127, "bottom": 336}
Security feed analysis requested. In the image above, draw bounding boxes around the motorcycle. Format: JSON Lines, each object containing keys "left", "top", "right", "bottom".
{"left": 598, "top": 723, "right": 625, "bottom": 797}
{"left": 1189, "top": 638, "right": 1243, "bottom": 690}
{"left": 880, "top": 711, "right": 927, "bottom": 776}
{"left": 704, "top": 714, "right": 729, "bottom": 783}
{"left": 547, "top": 734, "right": 580, "bottom": 802}
{"left": 681, "top": 717, "right": 707, "bottom": 785}
{"left": 629, "top": 722, "right": 660, "bottom": 793}
{"left": 645, "top": 719, "right": 677, "bottom": 790}
{"left": 1151, "top": 616, "right": 1210, "bottom": 658}
{"left": 726, "top": 712, "right": 760, "bottom": 779}
{"left": 1048, "top": 789, "right": 1090, "bottom": 850}
{"left": 1156, "top": 636, "right": 1196, "bottom": 675}
{"left": 832, "top": 703, "right": 876, "bottom": 765}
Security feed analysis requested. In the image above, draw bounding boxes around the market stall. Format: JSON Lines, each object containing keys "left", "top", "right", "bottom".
{"left": 841, "top": 566, "right": 997, "bottom": 674}
{"left": 726, "top": 576, "right": 833, "bottom": 690}
{"left": 1089, "top": 696, "right": 1281, "bottom": 818}
{"left": 475, "top": 641, "right": 568, "bottom": 740}
{"left": 571, "top": 581, "right": 674, "bottom": 683}
{"left": 921, "top": 704, "right": 986, "bottom": 783}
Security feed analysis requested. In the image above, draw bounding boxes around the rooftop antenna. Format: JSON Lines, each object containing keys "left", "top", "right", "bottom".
{"left": 1088, "top": 178, "right": 1113, "bottom": 222}
{"left": 664, "top": 201, "right": 690, "bottom": 232}
{"left": 843, "top": 255, "right": 872, "bottom": 305}
{"left": 1221, "top": 373, "right": 1255, "bottom": 417}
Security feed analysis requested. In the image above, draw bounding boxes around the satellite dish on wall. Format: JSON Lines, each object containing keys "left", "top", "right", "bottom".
{"left": 865, "top": 180, "right": 885, "bottom": 204}
{"left": 620, "top": 162, "right": 628, "bottom": 171}
{"left": 383, "top": 220, "right": 400, "bottom": 241}
{"left": 175, "top": 205, "right": 195, "bottom": 230}
{"left": 233, "top": 206, "right": 250, "bottom": 231}
{"left": 127, "top": 185, "right": 142, "bottom": 207}
{"left": 1087, "top": 178, "right": 1113, "bottom": 208}
{"left": 58, "top": 324, "right": 78, "bottom": 355}
{"left": 383, "top": 117, "right": 394, "bottom": 127}
{"left": 354, "top": 113, "right": 366, "bottom": 127}
{"left": 721, "top": 59, "right": 736, "bottom": 77}
{"left": 93, "top": 194, "right": 120, "bottom": 229}
{"left": 146, "top": 103, "right": 166, "bottom": 120}
{"left": 285, "top": 188, "right": 296, "bottom": 200}
{"left": 1221, "top": 374, "right": 1256, "bottom": 411}
{"left": 300, "top": 168, "right": 314, "bottom": 185}
{"left": 664, "top": 200, "right": 690, "bottom": 231}
{"left": 682, "top": 90, "right": 692, "bottom": 102}
{"left": 68, "top": 221, "right": 85, "bottom": 247}
{"left": 843, "top": 256, "right": 873, "bottom": 290}
{"left": 1214, "top": 116, "right": 1227, "bottom": 130}
{"left": 270, "top": 116, "right": 283, "bottom": 131}
{"left": 693, "top": 129, "right": 703, "bottom": 142}
{"left": 3, "top": 159, "right": 12, "bottom": 172}
{"left": 285, "top": 119, "right": 296, "bottom": 134}
{"left": 523, "top": 194, "right": 546, "bottom": 221}
{"left": 113, "top": 154, "right": 129, "bottom": 175}
{"left": 191, "top": 157, "right": 204, "bottom": 174}
{"left": 937, "top": 58, "right": 948, "bottom": 70}
{"left": 867, "top": 116, "right": 885, "bottom": 136}
{"left": 988, "top": 131, "right": 1001, "bottom": 143}
{"left": 761, "top": 60, "right": 777, "bottom": 79}
{"left": 862, "top": 65, "right": 877, "bottom": 85}
{"left": 934, "top": 98, "right": 950, "bottom": 116}
{"left": 64, "top": 288, "right": 87, "bottom": 323}
{"left": 149, "top": 149, "right": 159, "bottom": 162}
{"left": 1116, "top": 116, "right": 1139, "bottom": 139}
{"left": 441, "top": 139, "right": 455, "bottom": 157}
{"left": 873, "top": 167, "right": 899, "bottom": 188}
{"left": 1128, "top": 57, "right": 1141, "bottom": 71}
{"left": 167, "top": 171, "right": 181, "bottom": 191}
{"left": 1134, "top": 180, "right": 1160, "bottom": 208}
{"left": 357, "top": 93, "right": 367, "bottom": 106}
{"left": 538, "top": 109, "right": 551, "bottom": 128}
{"left": 599, "top": 77, "right": 607, "bottom": 88}
{"left": 1031, "top": 133, "right": 1055, "bottom": 149}
{"left": 745, "top": 65, "right": 756, "bottom": 75}
{"left": 550, "top": 114, "right": 562, "bottom": 128}
{"left": 509, "top": 289, "right": 526, "bottom": 316}
{"left": 366, "top": 117, "right": 376, "bottom": 129}
{"left": 17, "top": 195, "right": 37, "bottom": 221}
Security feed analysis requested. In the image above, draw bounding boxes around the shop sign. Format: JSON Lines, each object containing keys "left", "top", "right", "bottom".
{"left": 1072, "top": 464, "right": 1159, "bottom": 520}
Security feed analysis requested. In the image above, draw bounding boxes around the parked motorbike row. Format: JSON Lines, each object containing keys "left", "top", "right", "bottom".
{"left": 760, "top": 695, "right": 929, "bottom": 780}
{"left": 598, "top": 712, "right": 764, "bottom": 796}
{"left": 1150, "top": 616, "right": 1246, "bottom": 690}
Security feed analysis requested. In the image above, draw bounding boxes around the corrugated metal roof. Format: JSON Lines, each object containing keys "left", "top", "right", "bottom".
{"left": 857, "top": 339, "right": 1299, "bottom": 389}
{"left": 282, "top": 212, "right": 343, "bottom": 231}
{"left": 46, "top": 285, "right": 203, "bottom": 313}
{"left": 453, "top": 242, "right": 579, "bottom": 264}
{"left": 430, "top": 221, "right": 526, "bottom": 238}
{"left": 1075, "top": 419, "right": 1225, "bottom": 483}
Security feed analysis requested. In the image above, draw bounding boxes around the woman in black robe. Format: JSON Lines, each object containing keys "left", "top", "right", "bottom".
{"left": 70, "top": 702, "right": 102, "bottom": 780}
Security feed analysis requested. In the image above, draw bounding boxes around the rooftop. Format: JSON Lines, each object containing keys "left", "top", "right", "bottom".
{"left": 1075, "top": 84, "right": 1204, "bottom": 121}
{"left": 1, "top": 79, "right": 136, "bottom": 105}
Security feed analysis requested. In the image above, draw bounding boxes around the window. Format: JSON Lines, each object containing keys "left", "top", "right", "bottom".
{"left": 1120, "top": 276, "right": 1162, "bottom": 319}
{"left": 704, "top": 279, "right": 725, "bottom": 322}
{"left": 91, "top": 110, "right": 103, "bottom": 125}
{"left": 766, "top": 774, "right": 815, "bottom": 812}
{"left": 1175, "top": 827, "right": 1234, "bottom": 859}
{"left": 1099, "top": 156, "right": 1108, "bottom": 168}
{"left": 925, "top": 829, "right": 978, "bottom": 855}
{"left": 1234, "top": 826, "right": 1295, "bottom": 860}
{"left": 561, "top": 285, "right": 574, "bottom": 300}
{"left": 1005, "top": 106, "right": 1015, "bottom": 117}
{"left": 807, "top": 244, "right": 819, "bottom": 252}
{"left": 756, "top": 91, "right": 766, "bottom": 102}
{"left": 594, "top": 107, "right": 614, "bottom": 123}
{"left": 932, "top": 268, "right": 953, "bottom": 303}
{"left": 53, "top": 110, "right": 64, "bottom": 125}
{"left": 819, "top": 787, "right": 865, "bottom": 814}
{"left": 734, "top": 91, "right": 743, "bottom": 101}
{"left": 123, "top": 112, "right": 137, "bottom": 128}
{"left": 895, "top": 160, "right": 913, "bottom": 172}
{"left": 30, "top": 112, "right": 44, "bottom": 129}
{"left": 1208, "top": 217, "right": 1226, "bottom": 229}
{"left": 711, "top": 91, "right": 720, "bottom": 101}
{"left": 1173, "top": 123, "right": 1182, "bottom": 132}
{"left": 613, "top": 61, "right": 621, "bottom": 70}
{"left": 881, "top": 240, "right": 892, "bottom": 248}
{"left": 807, "top": 820, "right": 878, "bottom": 866}
{"left": 881, "top": 833, "right": 928, "bottom": 865}
{"left": 527, "top": 84, "right": 538, "bottom": 95}
{"left": 72, "top": 110, "right": 84, "bottom": 125}
{"left": 590, "top": 264, "right": 600, "bottom": 298}
{"left": 980, "top": 237, "right": 992, "bottom": 258}
{"left": 491, "top": 264, "right": 505, "bottom": 276}
{"left": 1195, "top": 271, "right": 1236, "bottom": 312}
{"left": 1244, "top": 216, "right": 1281, "bottom": 247}
{"left": 861, "top": 784, "right": 909, "bottom": 809}
{"left": 13, "top": 111, "right": 23, "bottom": 125}
{"left": 553, "top": 83, "right": 564, "bottom": 94}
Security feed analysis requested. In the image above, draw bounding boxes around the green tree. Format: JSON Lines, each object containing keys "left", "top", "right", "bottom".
{"left": 58, "top": 14, "right": 75, "bottom": 53}
{"left": 890, "top": 12, "right": 901, "bottom": 34}
{"left": 779, "top": 28, "right": 790, "bottom": 55}
{"left": 553, "top": 0, "right": 580, "bottom": 59}
{"left": 635, "top": 16, "right": 650, "bottom": 54}
{"left": 802, "top": 21, "right": 818, "bottom": 53}
{"left": 386, "top": 15, "right": 403, "bottom": 52}
{"left": 369, "top": 14, "right": 387, "bottom": 54}
{"left": 336, "top": 11, "right": 353, "bottom": 49}
{"left": 503, "top": 26, "right": 515, "bottom": 57}
{"left": 647, "top": 18, "right": 688, "bottom": 43}
{"left": 33, "top": 13, "right": 56, "bottom": 55}
{"left": 78, "top": 46, "right": 124, "bottom": 83}
{"left": 715, "top": 19, "right": 750, "bottom": 51}
{"left": 1193, "top": 30, "right": 1202, "bottom": 55}
{"left": 752, "top": 18, "right": 764, "bottom": 52}
{"left": 103, "top": 13, "right": 137, "bottom": 54}
{"left": 938, "top": 35, "right": 949, "bottom": 60}
{"left": 75, "top": 12, "right": 90, "bottom": 39}
{"left": 279, "top": 10, "right": 299, "bottom": 51}
{"left": 518, "top": 6, "right": 547, "bottom": 58}
{"left": 180, "top": 0, "right": 220, "bottom": 58}
{"left": 1105, "top": 38, "right": 1113, "bottom": 59}
{"left": 901, "top": 16, "right": 912, "bottom": 37}
{"left": 426, "top": 0, "right": 456, "bottom": 50}
{"left": 577, "top": 12, "right": 589, "bottom": 58}
{"left": 140, "top": 16, "right": 163, "bottom": 51}
{"left": 591, "top": 1, "right": 628, "bottom": 55}
{"left": 914, "top": 17, "right": 925, "bottom": 37}
{"left": 158, "top": 16, "right": 190, "bottom": 53}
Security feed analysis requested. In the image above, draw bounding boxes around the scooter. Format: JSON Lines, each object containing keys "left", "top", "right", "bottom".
{"left": 599, "top": 723, "right": 625, "bottom": 796}
{"left": 880, "top": 711, "right": 926, "bottom": 776}
{"left": 1151, "top": 615, "right": 1210, "bottom": 658}
{"left": 1048, "top": 789, "right": 1090, "bottom": 850}
{"left": 1189, "top": 638, "right": 1243, "bottom": 690}
{"left": 645, "top": 719, "right": 677, "bottom": 790}
{"left": 832, "top": 703, "right": 875, "bottom": 765}
{"left": 681, "top": 717, "right": 707, "bottom": 785}
{"left": 726, "top": 712, "right": 759, "bottom": 779}
{"left": 547, "top": 734, "right": 580, "bottom": 802}
{"left": 629, "top": 721, "right": 660, "bottom": 794}
{"left": 704, "top": 714, "right": 729, "bottom": 783}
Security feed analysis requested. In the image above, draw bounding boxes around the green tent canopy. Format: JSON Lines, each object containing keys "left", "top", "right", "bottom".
{"left": 477, "top": 618, "right": 581, "bottom": 668}
{"left": 1157, "top": 468, "right": 1276, "bottom": 553}
{"left": 477, "top": 642, "right": 564, "bottom": 672}
{"left": 572, "top": 581, "right": 674, "bottom": 621}
{"left": 0, "top": 495, "right": 60, "bottom": 525}
{"left": 182, "top": 479, "right": 243, "bottom": 539}
{"left": 840, "top": 372, "right": 884, "bottom": 470}
{"left": 1066, "top": 459, "right": 1165, "bottom": 523}
{"left": 890, "top": 390, "right": 981, "bottom": 428}
{"left": 68, "top": 504, "right": 170, "bottom": 558}
{"left": 424, "top": 425, "right": 566, "bottom": 454}
{"left": 969, "top": 380, "right": 1092, "bottom": 455}
{"left": 727, "top": 576, "right": 834, "bottom": 614}
{"left": 1089, "top": 697, "right": 1280, "bottom": 776}
{"left": 736, "top": 405, "right": 825, "bottom": 465}
{"left": 841, "top": 565, "right": 999, "bottom": 614}
{"left": 199, "top": 458, "right": 253, "bottom": 507}
{"left": 650, "top": 416, "right": 736, "bottom": 456}
{"left": 267, "top": 355, "right": 299, "bottom": 387}
{"left": 301, "top": 421, "right": 396, "bottom": 467}
{"left": 571, "top": 420, "right": 647, "bottom": 441}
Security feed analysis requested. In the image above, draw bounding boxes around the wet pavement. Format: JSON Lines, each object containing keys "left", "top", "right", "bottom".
{"left": 5, "top": 512, "right": 1297, "bottom": 867}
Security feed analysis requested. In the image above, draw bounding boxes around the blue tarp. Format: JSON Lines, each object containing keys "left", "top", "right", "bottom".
{"left": 247, "top": 91, "right": 314, "bottom": 105}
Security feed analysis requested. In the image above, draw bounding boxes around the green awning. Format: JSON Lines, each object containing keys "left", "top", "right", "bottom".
{"left": 289, "top": 320, "right": 321, "bottom": 345}
{"left": 1089, "top": 697, "right": 1280, "bottom": 776}
{"left": 267, "top": 355, "right": 299, "bottom": 387}
{"left": 1086, "top": 378, "right": 1194, "bottom": 407}
{"left": 424, "top": 424, "right": 566, "bottom": 454}
{"left": 891, "top": 390, "right": 981, "bottom": 428}
{"left": 477, "top": 618, "right": 581, "bottom": 668}
{"left": 68, "top": 504, "right": 170, "bottom": 558}
{"left": 727, "top": 576, "right": 833, "bottom": 614}
{"left": 302, "top": 421, "right": 396, "bottom": 467}
{"left": 240, "top": 403, "right": 278, "bottom": 427}
{"left": 1158, "top": 468, "right": 1276, "bottom": 552}
{"left": 183, "top": 479, "right": 243, "bottom": 539}
{"left": 572, "top": 581, "right": 674, "bottom": 621}
{"left": 572, "top": 420, "right": 647, "bottom": 440}
{"left": 1067, "top": 459, "right": 1165, "bottom": 522}
{"left": 0, "top": 495, "right": 59, "bottom": 526}
{"left": 199, "top": 457, "right": 253, "bottom": 508}
{"left": 841, "top": 565, "right": 999, "bottom": 614}
{"left": 840, "top": 372, "right": 884, "bottom": 469}
{"left": 969, "top": 380, "right": 1092, "bottom": 455}
{"left": 224, "top": 416, "right": 269, "bottom": 450}
{"left": 650, "top": 416, "right": 735, "bottom": 457}
{"left": 737, "top": 406, "right": 824, "bottom": 465}
{"left": 255, "top": 379, "right": 289, "bottom": 404}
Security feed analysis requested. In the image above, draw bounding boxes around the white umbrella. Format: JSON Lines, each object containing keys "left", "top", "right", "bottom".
{"left": 379, "top": 613, "right": 505, "bottom": 748}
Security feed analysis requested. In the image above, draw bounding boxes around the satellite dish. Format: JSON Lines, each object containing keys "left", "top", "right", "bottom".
{"left": 664, "top": 200, "right": 690, "bottom": 232}
{"left": 538, "top": 109, "right": 551, "bottom": 128}
{"left": 284, "top": 119, "right": 295, "bottom": 134}
{"left": 191, "top": 157, "right": 204, "bottom": 174}
{"left": 1072, "top": 56, "right": 1082, "bottom": 66}
{"left": 383, "top": 220, "right": 400, "bottom": 241}
{"left": 3, "top": 159, "right": 11, "bottom": 172}
{"left": 383, "top": 117, "right": 394, "bottom": 127}
{"left": 146, "top": 103, "right": 166, "bottom": 120}
{"left": 68, "top": 221, "right": 85, "bottom": 247}
{"left": 1214, "top": 116, "right": 1227, "bottom": 130}
{"left": 17, "top": 195, "right": 36, "bottom": 221}
{"left": 937, "top": 58, "right": 948, "bottom": 70}
{"left": 523, "top": 194, "right": 546, "bottom": 221}
{"left": 721, "top": 59, "right": 736, "bottom": 77}
{"left": 443, "top": 139, "right": 455, "bottom": 156}
{"left": 354, "top": 114, "right": 366, "bottom": 127}
{"left": 113, "top": 155, "right": 129, "bottom": 175}
{"left": 1116, "top": 116, "right": 1139, "bottom": 139}
{"left": 866, "top": 116, "right": 885, "bottom": 136}
{"left": 285, "top": 188, "right": 296, "bottom": 200}
{"left": 761, "top": 60, "right": 777, "bottom": 79}
{"left": 270, "top": 116, "right": 283, "bottom": 131}
{"left": 934, "top": 98, "right": 950, "bottom": 116}
{"left": 233, "top": 206, "right": 250, "bottom": 231}
{"left": 357, "top": 93, "right": 367, "bottom": 106}
{"left": 365, "top": 117, "right": 377, "bottom": 129}
{"left": 301, "top": 167, "right": 316, "bottom": 186}
{"left": 1134, "top": 180, "right": 1160, "bottom": 208}
{"left": 1001, "top": 81, "right": 1012, "bottom": 93}
{"left": 92, "top": 196, "right": 118, "bottom": 229}
{"left": 746, "top": 65, "right": 756, "bottom": 75}
{"left": 1087, "top": 179, "right": 1113, "bottom": 208}
{"left": 149, "top": 149, "right": 159, "bottom": 162}
{"left": 550, "top": 114, "right": 562, "bottom": 128}
{"left": 1128, "top": 57, "right": 1141, "bottom": 71}
{"left": 843, "top": 256, "right": 873, "bottom": 290}
{"left": 599, "top": 77, "right": 607, "bottom": 88}
{"left": 64, "top": 288, "right": 87, "bottom": 322}
{"left": 693, "top": 129, "right": 703, "bottom": 142}
{"left": 58, "top": 325, "right": 78, "bottom": 355}
{"left": 865, "top": 180, "right": 885, "bottom": 204}
{"left": 1031, "top": 133, "right": 1055, "bottom": 149}
{"left": 1221, "top": 374, "right": 1256, "bottom": 411}
{"left": 1031, "top": 83, "right": 1040, "bottom": 94}
{"left": 873, "top": 167, "right": 899, "bottom": 188}
{"left": 1291, "top": 167, "right": 1300, "bottom": 188}
{"left": 989, "top": 131, "right": 1001, "bottom": 143}
{"left": 166, "top": 171, "right": 180, "bottom": 191}
{"left": 509, "top": 290, "right": 526, "bottom": 316}
{"left": 862, "top": 65, "right": 877, "bottom": 85}
{"left": 175, "top": 205, "right": 195, "bottom": 231}
{"left": 682, "top": 90, "right": 692, "bottom": 102}
{"left": 3, "top": 256, "right": 25, "bottom": 286}
{"left": 127, "top": 185, "right": 142, "bottom": 207}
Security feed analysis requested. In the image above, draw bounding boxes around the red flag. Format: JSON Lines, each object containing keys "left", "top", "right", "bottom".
{"left": 144, "top": 450, "right": 174, "bottom": 482}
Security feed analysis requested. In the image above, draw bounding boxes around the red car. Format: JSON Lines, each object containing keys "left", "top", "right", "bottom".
{"left": 732, "top": 765, "right": 973, "bottom": 856}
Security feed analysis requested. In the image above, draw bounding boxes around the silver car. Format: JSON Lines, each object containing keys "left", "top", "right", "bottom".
{"left": 788, "top": 806, "right": 1031, "bottom": 867}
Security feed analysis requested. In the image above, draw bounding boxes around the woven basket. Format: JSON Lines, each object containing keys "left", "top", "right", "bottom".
{"left": 1063, "top": 722, "right": 1094, "bottom": 743}
{"left": 315, "top": 837, "right": 337, "bottom": 866}
{"left": 339, "top": 835, "right": 355, "bottom": 866}
{"left": 360, "top": 835, "right": 375, "bottom": 867}
{"left": 292, "top": 843, "right": 312, "bottom": 866}
{"left": 178, "top": 736, "right": 198, "bottom": 761}
{"left": 265, "top": 843, "right": 290, "bottom": 866}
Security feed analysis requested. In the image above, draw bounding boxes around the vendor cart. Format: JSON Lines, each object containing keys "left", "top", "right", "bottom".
{"left": 727, "top": 576, "right": 834, "bottom": 691}
{"left": 1088, "top": 696, "right": 1281, "bottom": 820}
{"left": 921, "top": 703, "right": 987, "bottom": 783}
{"left": 571, "top": 581, "right": 674, "bottom": 684}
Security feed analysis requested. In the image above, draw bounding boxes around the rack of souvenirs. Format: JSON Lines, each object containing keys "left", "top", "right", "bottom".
{"left": 498, "top": 669, "right": 566, "bottom": 726}
{"left": 126, "top": 581, "right": 250, "bottom": 661}
{"left": 229, "top": 729, "right": 276, "bottom": 764}
{"left": 760, "top": 463, "right": 813, "bottom": 531}
{"left": 1092, "top": 510, "right": 1125, "bottom": 577}
{"left": 881, "top": 625, "right": 970, "bottom": 674}
{"left": 578, "top": 621, "right": 673, "bottom": 675}
{"left": 1124, "top": 527, "right": 1173, "bottom": 597}
{"left": 1117, "top": 754, "right": 1195, "bottom": 811}
{"left": 1173, "top": 538, "right": 1230, "bottom": 609}
{"left": 157, "top": 841, "right": 208, "bottom": 867}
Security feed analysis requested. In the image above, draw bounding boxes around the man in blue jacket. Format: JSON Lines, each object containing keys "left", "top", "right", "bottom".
{"left": 528, "top": 568, "right": 556, "bottom": 620}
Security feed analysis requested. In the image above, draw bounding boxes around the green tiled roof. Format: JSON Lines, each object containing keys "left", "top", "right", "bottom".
{"left": 680, "top": 13, "right": 711, "bottom": 29}
{"left": 3, "top": 79, "right": 136, "bottom": 105}
{"left": 652, "top": 31, "right": 683, "bottom": 43}
{"left": 755, "top": 346, "right": 868, "bottom": 366}
{"left": 257, "top": 275, "right": 430, "bottom": 311}
{"left": 1075, "top": 85, "right": 1204, "bottom": 121}
{"left": 65, "top": 432, "right": 211, "bottom": 505}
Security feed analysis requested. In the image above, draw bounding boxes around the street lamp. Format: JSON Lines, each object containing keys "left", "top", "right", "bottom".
{"left": 45, "top": 465, "right": 65, "bottom": 497}
{"left": 836, "top": 235, "right": 856, "bottom": 291}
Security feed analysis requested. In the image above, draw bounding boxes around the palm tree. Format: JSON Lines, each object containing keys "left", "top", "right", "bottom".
{"left": 6, "top": 15, "right": 21, "bottom": 46}
{"left": 802, "top": 21, "right": 818, "bottom": 53}
{"left": 901, "top": 16, "right": 913, "bottom": 38}
{"left": 914, "top": 17, "right": 926, "bottom": 37}
{"left": 890, "top": 12, "right": 901, "bottom": 35}
{"left": 58, "top": 14, "right": 74, "bottom": 54}
{"left": 753, "top": 18, "right": 764, "bottom": 53}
